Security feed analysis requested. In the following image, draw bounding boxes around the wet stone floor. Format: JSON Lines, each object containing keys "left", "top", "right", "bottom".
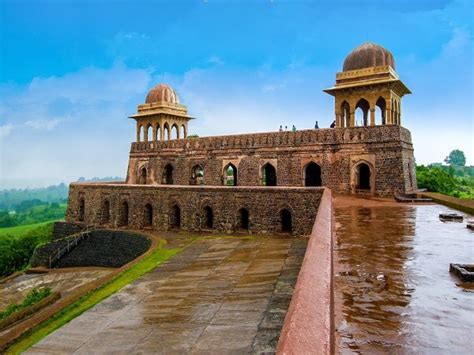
{"left": 334, "top": 199, "right": 474, "bottom": 354}
{"left": 25, "top": 235, "right": 307, "bottom": 354}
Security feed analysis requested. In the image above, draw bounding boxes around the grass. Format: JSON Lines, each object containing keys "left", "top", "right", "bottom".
{"left": 0, "top": 288, "right": 52, "bottom": 320}
{"left": 0, "top": 221, "right": 56, "bottom": 238}
{"left": 6, "top": 239, "right": 182, "bottom": 354}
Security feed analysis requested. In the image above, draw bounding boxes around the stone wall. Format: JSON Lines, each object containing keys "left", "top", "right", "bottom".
{"left": 66, "top": 184, "right": 324, "bottom": 236}
{"left": 31, "top": 229, "right": 151, "bottom": 268}
{"left": 126, "top": 125, "right": 416, "bottom": 196}
{"left": 51, "top": 221, "right": 85, "bottom": 240}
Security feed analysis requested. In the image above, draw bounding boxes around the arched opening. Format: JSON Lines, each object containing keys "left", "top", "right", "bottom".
{"left": 304, "top": 162, "right": 322, "bottom": 186}
{"left": 203, "top": 206, "right": 213, "bottom": 229}
{"left": 119, "top": 201, "right": 129, "bottom": 227}
{"left": 155, "top": 124, "right": 161, "bottom": 141}
{"left": 224, "top": 163, "right": 238, "bottom": 186}
{"left": 101, "top": 200, "right": 110, "bottom": 225}
{"left": 262, "top": 163, "right": 277, "bottom": 186}
{"left": 146, "top": 124, "right": 152, "bottom": 142}
{"left": 78, "top": 198, "right": 85, "bottom": 222}
{"left": 356, "top": 163, "right": 371, "bottom": 190}
{"left": 280, "top": 209, "right": 292, "bottom": 233}
{"left": 163, "top": 164, "right": 173, "bottom": 185}
{"left": 144, "top": 203, "right": 153, "bottom": 228}
{"left": 164, "top": 123, "right": 170, "bottom": 141}
{"left": 170, "top": 205, "right": 181, "bottom": 229}
{"left": 376, "top": 97, "right": 386, "bottom": 125}
{"left": 181, "top": 125, "right": 186, "bottom": 138}
{"left": 191, "top": 164, "right": 204, "bottom": 185}
{"left": 139, "top": 167, "right": 147, "bottom": 185}
{"left": 238, "top": 208, "right": 249, "bottom": 231}
{"left": 355, "top": 98, "right": 370, "bottom": 126}
{"left": 341, "top": 101, "right": 350, "bottom": 127}
{"left": 171, "top": 124, "right": 179, "bottom": 140}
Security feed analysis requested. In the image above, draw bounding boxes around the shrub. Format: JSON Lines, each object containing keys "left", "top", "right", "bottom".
{"left": 0, "top": 223, "right": 53, "bottom": 277}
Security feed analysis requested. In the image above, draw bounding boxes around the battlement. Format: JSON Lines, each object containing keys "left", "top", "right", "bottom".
{"left": 130, "top": 125, "right": 412, "bottom": 153}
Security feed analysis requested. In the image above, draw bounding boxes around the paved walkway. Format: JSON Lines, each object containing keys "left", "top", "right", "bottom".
{"left": 26, "top": 235, "right": 307, "bottom": 354}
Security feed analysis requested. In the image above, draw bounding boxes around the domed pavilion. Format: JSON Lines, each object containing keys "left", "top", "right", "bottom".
{"left": 130, "top": 83, "right": 193, "bottom": 142}
{"left": 324, "top": 42, "right": 411, "bottom": 128}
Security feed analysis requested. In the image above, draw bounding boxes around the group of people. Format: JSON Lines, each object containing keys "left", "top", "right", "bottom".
{"left": 278, "top": 120, "right": 336, "bottom": 132}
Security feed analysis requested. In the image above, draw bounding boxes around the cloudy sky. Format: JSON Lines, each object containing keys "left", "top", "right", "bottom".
{"left": 0, "top": 0, "right": 472, "bottom": 188}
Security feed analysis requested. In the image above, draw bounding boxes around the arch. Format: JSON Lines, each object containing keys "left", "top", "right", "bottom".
{"left": 375, "top": 97, "right": 386, "bottom": 125}
{"left": 78, "top": 198, "right": 85, "bottom": 222}
{"left": 224, "top": 163, "right": 238, "bottom": 186}
{"left": 340, "top": 101, "right": 350, "bottom": 127}
{"left": 304, "top": 162, "right": 322, "bottom": 186}
{"left": 139, "top": 167, "right": 147, "bottom": 185}
{"left": 280, "top": 208, "right": 292, "bottom": 233}
{"left": 262, "top": 163, "right": 277, "bottom": 186}
{"left": 119, "top": 200, "right": 129, "bottom": 227}
{"left": 144, "top": 203, "right": 153, "bottom": 227}
{"left": 164, "top": 122, "right": 170, "bottom": 141}
{"left": 355, "top": 162, "right": 371, "bottom": 190}
{"left": 238, "top": 208, "right": 249, "bottom": 231}
{"left": 146, "top": 124, "right": 152, "bottom": 142}
{"left": 181, "top": 124, "right": 187, "bottom": 139}
{"left": 101, "top": 200, "right": 110, "bottom": 225}
{"left": 155, "top": 124, "right": 161, "bottom": 141}
{"left": 355, "top": 98, "right": 370, "bottom": 126}
{"left": 163, "top": 164, "right": 174, "bottom": 185}
{"left": 191, "top": 164, "right": 204, "bottom": 185}
{"left": 170, "top": 204, "right": 181, "bottom": 229}
{"left": 203, "top": 206, "right": 213, "bottom": 229}
{"left": 171, "top": 124, "right": 179, "bottom": 140}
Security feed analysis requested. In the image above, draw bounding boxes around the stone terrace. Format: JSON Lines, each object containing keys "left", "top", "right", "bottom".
{"left": 26, "top": 234, "right": 307, "bottom": 354}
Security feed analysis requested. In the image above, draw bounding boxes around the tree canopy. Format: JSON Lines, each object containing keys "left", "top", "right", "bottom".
{"left": 444, "top": 149, "right": 466, "bottom": 167}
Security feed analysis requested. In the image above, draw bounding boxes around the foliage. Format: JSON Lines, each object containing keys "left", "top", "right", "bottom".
{"left": 416, "top": 164, "right": 474, "bottom": 200}
{"left": 7, "top": 240, "right": 182, "bottom": 353}
{"left": 0, "top": 223, "right": 53, "bottom": 277}
{"left": 0, "top": 222, "right": 53, "bottom": 238}
{"left": 0, "top": 287, "right": 52, "bottom": 320}
{"left": 0, "top": 203, "right": 66, "bottom": 228}
{"left": 0, "top": 184, "right": 68, "bottom": 210}
{"left": 444, "top": 149, "right": 466, "bottom": 167}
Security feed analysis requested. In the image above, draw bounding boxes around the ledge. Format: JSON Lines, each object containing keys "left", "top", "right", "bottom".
{"left": 276, "top": 188, "right": 334, "bottom": 354}
{"left": 419, "top": 192, "right": 474, "bottom": 215}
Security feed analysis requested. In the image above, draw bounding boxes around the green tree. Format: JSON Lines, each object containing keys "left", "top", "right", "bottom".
{"left": 444, "top": 149, "right": 466, "bottom": 167}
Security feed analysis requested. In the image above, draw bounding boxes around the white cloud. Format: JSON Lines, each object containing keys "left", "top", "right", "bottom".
{"left": 0, "top": 62, "right": 152, "bottom": 187}
{"left": 0, "top": 124, "right": 13, "bottom": 138}
{"left": 207, "top": 56, "right": 224, "bottom": 66}
{"left": 25, "top": 119, "right": 62, "bottom": 130}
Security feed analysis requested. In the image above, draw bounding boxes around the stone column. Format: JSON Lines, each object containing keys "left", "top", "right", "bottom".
{"left": 152, "top": 125, "right": 157, "bottom": 141}
{"left": 136, "top": 123, "right": 141, "bottom": 142}
{"left": 350, "top": 111, "right": 355, "bottom": 127}
{"left": 370, "top": 108, "right": 375, "bottom": 126}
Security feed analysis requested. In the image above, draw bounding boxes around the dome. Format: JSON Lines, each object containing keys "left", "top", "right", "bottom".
{"left": 343, "top": 42, "right": 395, "bottom": 71}
{"left": 145, "top": 84, "right": 180, "bottom": 104}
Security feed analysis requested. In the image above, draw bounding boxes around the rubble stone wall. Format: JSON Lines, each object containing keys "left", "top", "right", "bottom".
{"left": 66, "top": 184, "right": 324, "bottom": 236}
{"left": 126, "top": 126, "right": 416, "bottom": 196}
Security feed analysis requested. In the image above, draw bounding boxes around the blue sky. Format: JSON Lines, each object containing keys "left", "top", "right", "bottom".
{"left": 0, "top": 0, "right": 472, "bottom": 188}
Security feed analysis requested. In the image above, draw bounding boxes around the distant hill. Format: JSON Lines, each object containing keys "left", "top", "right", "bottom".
{"left": 0, "top": 177, "right": 124, "bottom": 210}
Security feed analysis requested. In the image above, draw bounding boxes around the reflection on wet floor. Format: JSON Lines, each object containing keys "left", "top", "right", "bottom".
{"left": 334, "top": 202, "right": 474, "bottom": 354}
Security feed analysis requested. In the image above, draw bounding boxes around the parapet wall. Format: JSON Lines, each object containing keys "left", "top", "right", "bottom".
{"left": 277, "top": 188, "right": 334, "bottom": 353}
{"left": 127, "top": 125, "right": 416, "bottom": 196}
{"left": 66, "top": 184, "right": 324, "bottom": 236}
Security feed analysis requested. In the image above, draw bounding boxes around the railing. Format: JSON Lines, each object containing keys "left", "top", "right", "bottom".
{"left": 48, "top": 227, "right": 94, "bottom": 268}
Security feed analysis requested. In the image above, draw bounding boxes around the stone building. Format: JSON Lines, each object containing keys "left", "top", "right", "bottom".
{"left": 66, "top": 42, "right": 417, "bottom": 235}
